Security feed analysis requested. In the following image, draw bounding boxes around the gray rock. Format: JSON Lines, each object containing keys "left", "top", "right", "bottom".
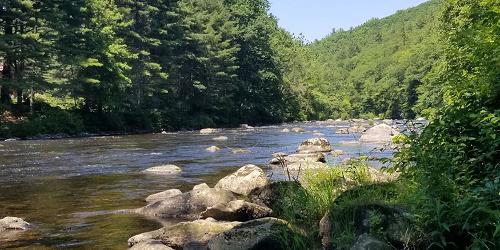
{"left": 215, "top": 165, "right": 268, "bottom": 196}
{"left": 281, "top": 128, "right": 290, "bottom": 133}
{"left": 291, "top": 127, "right": 305, "bottom": 133}
{"left": 212, "top": 136, "right": 228, "bottom": 141}
{"left": 193, "top": 183, "right": 210, "bottom": 190}
{"left": 359, "top": 124, "right": 400, "bottom": 144}
{"left": 145, "top": 189, "right": 182, "bottom": 204}
{"left": 128, "top": 218, "right": 240, "bottom": 249}
{"left": 207, "top": 217, "right": 289, "bottom": 250}
{"left": 297, "top": 138, "right": 332, "bottom": 154}
{"left": 200, "top": 200, "right": 273, "bottom": 222}
{"left": 336, "top": 128, "right": 350, "bottom": 134}
{"left": 0, "top": 217, "right": 30, "bottom": 232}
{"left": 200, "top": 128, "right": 218, "bottom": 134}
{"left": 231, "top": 148, "right": 251, "bottom": 154}
{"left": 270, "top": 153, "right": 325, "bottom": 165}
{"left": 285, "top": 161, "right": 328, "bottom": 171}
{"left": 136, "top": 188, "right": 237, "bottom": 219}
{"left": 143, "top": 165, "right": 181, "bottom": 175}
{"left": 130, "top": 240, "right": 174, "bottom": 250}
{"left": 206, "top": 146, "right": 221, "bottom": 152}
{"left": 350, "top": 234, "right": 392, "bottom": 250}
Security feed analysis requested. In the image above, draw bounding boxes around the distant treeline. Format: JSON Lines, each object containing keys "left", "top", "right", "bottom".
{"left": 1, "top": 0, "right": 447, "bottom": 137}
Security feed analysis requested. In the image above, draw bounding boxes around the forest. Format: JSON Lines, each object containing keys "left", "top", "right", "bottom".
{"left": 0, "top": 0, "right": 450, "bottom": 137}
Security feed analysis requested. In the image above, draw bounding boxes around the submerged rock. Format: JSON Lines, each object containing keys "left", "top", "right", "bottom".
{"left": 135, "top": 188, "right": 237, "bottom": 219}
{"left": 232, "top": 148, "right": 251, "bottom": 154}
{"left": 240, "top": 124, "right": 254, "bottom": 129}
{"left": 359, "top": 124, "right": 400, "bottom": 144}
{"left": 200, "top": 200, "right": 273, "bottom": 222}
{"left": 145, "top": 189, "right": 182, "bottom": 204}
{"left": 128, "top": 218, "right": 240, "bottom": 249}
{"left": 200, "top": 128, "right": 218, "bottom": 134}
{"left": 297, "top": 138, "right": 332, "bottom": 154}
{"left": 143, "top": 165, "right": 181, "bottom": 175}
{"left": 207, "top": 217, "right": 290, "bottom": 250}
{"left": 291, "top": 127, "right": 305, "bottom": 133}
{"left": 205, "top": 146, "right": 221, "bottom": 152}
{"left": 212, "top": 136, "right": 228, "bottom": 141}
{"left": 215, "top": 165, "right": 268, "bottom": 196}
{"left": 0, "top": 217, "right": 30, "bottom": 232}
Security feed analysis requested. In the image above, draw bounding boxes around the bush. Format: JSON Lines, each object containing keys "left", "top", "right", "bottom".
{"left": 11, "top": 108, "right": 84, "bottom": 137}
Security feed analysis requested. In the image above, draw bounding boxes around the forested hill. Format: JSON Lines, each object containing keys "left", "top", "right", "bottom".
{"left": 287, "top": 0, "right": 443, "bottom": 120}
{"left": 1, "top": 0, "right": 445, "bottom": 138}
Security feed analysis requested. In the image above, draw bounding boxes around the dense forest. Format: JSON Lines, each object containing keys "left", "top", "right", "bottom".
{"left": 1, "top": 0, "right": 447, "bottom": 138}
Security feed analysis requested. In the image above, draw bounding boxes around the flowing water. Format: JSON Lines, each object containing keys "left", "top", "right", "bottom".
{"left": 0, "top": 121, "right": 395, "bottom": 249}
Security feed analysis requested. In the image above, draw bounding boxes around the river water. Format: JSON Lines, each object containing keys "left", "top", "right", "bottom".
{"left": 0, "top": 121, "right": 395, "bottom": 249}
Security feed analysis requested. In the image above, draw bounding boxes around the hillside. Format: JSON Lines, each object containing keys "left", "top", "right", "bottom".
{"left": 287, "top": 0, "right": 443, "bottom": 120}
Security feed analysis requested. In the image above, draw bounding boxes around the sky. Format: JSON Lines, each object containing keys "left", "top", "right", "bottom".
{"left": 269, "top": 0, "right": 429, "bottom": 42}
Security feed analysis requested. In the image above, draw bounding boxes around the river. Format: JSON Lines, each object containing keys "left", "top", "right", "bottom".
{"left": 0, "top": 121, "right": 395, "bottom": 249}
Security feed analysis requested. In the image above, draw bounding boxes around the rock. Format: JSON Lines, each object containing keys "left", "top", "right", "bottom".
{"left": 143, "top": 165, "right": 181, "bottom": 175}
{"left": 332, "top": 149, "right": 345, "bottom": 156}
{"left": 200, "top": 128, "right": 218, "bottom": 134}
{"left": 232, "top": 148, "right": 251, "bottom": 154}
{"left": 366, "top": 167, "right": 400, "bottom": 183}
{"left": 130, "top": 240, "right": 174, "bottom": 250}
{"left": 291, "top": 127, "right": 305, "bottom": 133}
{"left": 416, "top": 117, "right": 426, "bottom": 122}
{"left": 349, "top": 125, "right": 367, "bottom": 133}
{"left": 350, "top": 234, "right": 392, "bottom": 250}
{"left": 336, "top": 128, "right": 350, "bottom": 134}
{"left": 248, "top": 181, "right": 304, "bottom": 208}
{"left": 286, "top": 161, "right": 328, "bottom": 171}
{"left": 207, "top": 217, "right": 289, "bottom": 250}
{"left": 215, "top": 165, "right": 268, "bottom": 196}
{"left": 297, "top": 138, "right": 332, "bottom": 154}
{"left": 339, "top": 140, "right": 360, "bottom": 145}
{"left": 145, "top": 189, "right": 182, "bottom": 204}
{"left": 206, "top": 146, "right": 221, "bottom": 152}
{"left": 161, "top": 131, "right": 168, "bottom": 135}
{"left": 128, "top": 218, "right": 240, "bottom": 249}
{"left": 359, "top": 124, "right": 400, "bottom": 144}
{"left": 319, "top": 211, "right": 333, "bottom": 249}
{"left": 281, "top": 128, "right": 290, "bottom": 133}
{"left": 212, "top": 136, "right": 228, "bottom": 141}
{"left": 136, "top": 188, "right": 237, "bottom": 219}
{"left": 200, "top": 200, "right": 273, "bottom": 222}
{"left": 240, "top": 124, "right": 254, "bottom": 129}
{"left": 313, "top": 132, "right": 325, "bottom": 137}
{"left": 193, "top": 183, "right": 210, "bottom": 190}
{"left": 270, "top": 153, "right": 325, "bottom": 165}
{"left": 0, "top": 217, "right": 30, "bottom": 232}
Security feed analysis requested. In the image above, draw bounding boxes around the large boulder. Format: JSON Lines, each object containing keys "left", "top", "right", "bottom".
{"left": 207, "top": 217, "right": 289, "bottom": 250}
{"left": 128, "top": 218, "right": 240, "bottom": 250}
{"left": 215, "top": 165, "right": 268, "bottom": 196}
{"left": 319, "top": 203, "right": 414, "bottom": 250}
{"left": 297, "top": 138, "right": 332, "bottom": 154}
{"left": 359, "top": 124, "right": 399, "bottom": 144}
{"left": 0, "top": 217, "right": 30, "bottom": 232}
{"left": 143, "top": 165, "right": 181, "bottom": 175}
{"left": 135, "top": 188, "right": 237, "bottom": 219}
{"left": 200, "top": 200, "right": 273, "bottom": 222}
{"left": 248, "top": 181, "right": 304, "bottom": 208}
{"left": 145, "top": 189, "right": 182, "bottom": 204}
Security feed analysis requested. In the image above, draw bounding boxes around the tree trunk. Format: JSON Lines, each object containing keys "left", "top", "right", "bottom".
{"left": 1, "top": 16, "right": 13, "bottom": 104}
